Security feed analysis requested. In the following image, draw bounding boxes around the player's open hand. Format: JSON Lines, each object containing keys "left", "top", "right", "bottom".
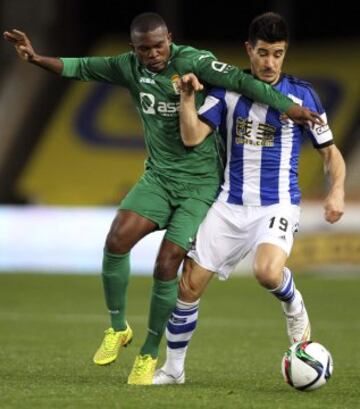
{"left": 177, "top": 73, "right": 204, "bottom": 96}
{"left": 3, "top": 29, "right": 36, "bottom": 61}
{"left": 324, "top": 189, "right": 345, "bottom": 223}
{"left": 285, "top": 104, "right": 323, "bottom": 128}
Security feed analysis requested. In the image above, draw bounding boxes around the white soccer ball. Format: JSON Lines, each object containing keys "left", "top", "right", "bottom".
{"left": 281, "top": 341, "right": 333, "bottom": 391}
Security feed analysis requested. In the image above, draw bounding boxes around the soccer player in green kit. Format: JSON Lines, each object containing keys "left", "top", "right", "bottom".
{"left": 4, "top": 12, "right": 322, "bottom": 385}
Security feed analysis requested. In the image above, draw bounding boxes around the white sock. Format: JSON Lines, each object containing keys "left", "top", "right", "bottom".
{"left": 282, "top": 289, "right": 304, "bottom": 316}
{"left": 270, "top": 267, "right": 303, "bottom": 316}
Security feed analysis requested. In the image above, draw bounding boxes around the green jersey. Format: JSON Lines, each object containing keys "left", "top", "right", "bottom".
{"left": 61, "top": 43, "right": 293, "bottom": 185}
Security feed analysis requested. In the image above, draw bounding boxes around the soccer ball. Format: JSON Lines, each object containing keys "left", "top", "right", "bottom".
{"left": 281, "top": 341, "right": 333, "bottom": 391}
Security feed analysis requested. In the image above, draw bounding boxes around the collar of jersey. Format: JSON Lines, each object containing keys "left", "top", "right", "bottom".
{"left": 169, "top": 43, "right": 178, "bottom": 61}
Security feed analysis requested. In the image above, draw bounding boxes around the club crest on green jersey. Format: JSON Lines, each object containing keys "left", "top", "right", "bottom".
{"left": 171, "top": 74, "right": 181, "bottom": 94}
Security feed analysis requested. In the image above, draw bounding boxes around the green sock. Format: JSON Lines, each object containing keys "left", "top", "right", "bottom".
{"left": 140, "top": 278, "right": 178, "bottom": 358}
{"left": 101, "top": 249, "right": 130, "bottom": 331}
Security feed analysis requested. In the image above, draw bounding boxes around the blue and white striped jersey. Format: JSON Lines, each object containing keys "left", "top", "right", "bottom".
{"left": 198, "top": 74, "right": 334, "bottom": 206}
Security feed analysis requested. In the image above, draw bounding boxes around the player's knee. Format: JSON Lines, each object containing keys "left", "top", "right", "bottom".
{"left": 179, "top": 274, "right": 202, "bottom": 302}
{"left": 105, "top": 230, "right": 130, "bottom": 254}
{"left": 154, "top": 248, "right": 185, "bottom": 281}
{"left": 253, "top": 260, "right": 282, "bottom": 289}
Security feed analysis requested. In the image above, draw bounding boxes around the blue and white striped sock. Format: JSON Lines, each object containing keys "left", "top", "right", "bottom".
{"left": 163, "top": 298, "right": 199, "bottom": 377}
{"left": 270, "top": 267, "right": 302, "bottom": 315}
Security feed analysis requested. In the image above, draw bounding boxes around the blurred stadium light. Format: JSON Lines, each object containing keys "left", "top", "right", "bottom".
{"left": 0, "top": 206, "right": 166, "bottom": 273}
{"left": 1, "top": 204, "right": 359, "bottom": 273}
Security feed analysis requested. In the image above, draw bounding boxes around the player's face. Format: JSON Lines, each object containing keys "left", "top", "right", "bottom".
{"left": 130, "top": 26, "right": 172, "bottom": 73}
{"left": 245, "top": 40, "right": 287, "bottom": 84}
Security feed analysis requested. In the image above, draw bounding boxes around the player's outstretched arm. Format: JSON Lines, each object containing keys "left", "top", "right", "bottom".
{"left": 193, "top": 57, "right": 324, "bottom": 129}
{"left": 3, "top": 29, "right": 63, "bottom": 74}
{"left": 318, "top": 145, "right": 346, "bottom": 223}
{"left": 178, "top": 74, "right": 212, "bottom": 147}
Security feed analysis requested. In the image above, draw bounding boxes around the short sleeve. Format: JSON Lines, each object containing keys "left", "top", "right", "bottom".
{"left": 198, "top": 88, "right": 226, "bottom": 129}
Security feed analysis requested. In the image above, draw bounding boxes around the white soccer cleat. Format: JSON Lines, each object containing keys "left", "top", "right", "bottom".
{"left": 153, "top": 368, "right": 185, "bottom": 385}
{"left": 285, "top": 301, "right": 311, "bottom": 344}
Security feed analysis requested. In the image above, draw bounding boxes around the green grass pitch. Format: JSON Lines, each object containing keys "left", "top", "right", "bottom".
{"left": 0, "top": 273, "right": 359, "bottom": 409}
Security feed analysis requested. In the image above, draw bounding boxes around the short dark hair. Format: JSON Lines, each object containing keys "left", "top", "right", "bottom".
{"left": 248, "top": 12, "right": 289, "bottom": 46}
{"left": 130, "top": 12, "right": 167, "bottom": 35}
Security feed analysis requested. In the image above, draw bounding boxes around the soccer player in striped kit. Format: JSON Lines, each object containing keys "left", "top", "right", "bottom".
{"left": 154, "top": 12, "right": 346, "bottom": 385}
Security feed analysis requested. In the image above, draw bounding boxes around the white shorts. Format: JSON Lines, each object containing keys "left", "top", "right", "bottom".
{"left": 188, "top": 200, "right": 300, "bottom": 280}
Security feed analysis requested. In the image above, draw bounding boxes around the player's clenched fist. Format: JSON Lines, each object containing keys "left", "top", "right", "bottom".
{"left": 177, "top": 73, "right": 204, "bottom": 95}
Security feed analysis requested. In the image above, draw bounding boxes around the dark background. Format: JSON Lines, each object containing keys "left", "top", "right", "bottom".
{"left": 71, "top": 0, "right": 360, "bottom": 44}
{"left": 2, "top": 0, "right": 359, "bottom": 64}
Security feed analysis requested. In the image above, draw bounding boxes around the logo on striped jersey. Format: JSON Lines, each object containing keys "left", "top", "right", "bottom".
{"left": 235, "top": 117, "right": 276, "bottom": 147}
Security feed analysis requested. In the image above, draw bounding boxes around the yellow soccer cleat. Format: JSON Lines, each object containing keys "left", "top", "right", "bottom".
{"left": 127, "top": 354, "right": 158, "bottom": 385}
{"left": 93, "top": 324, "right": 133, "bottom": 365}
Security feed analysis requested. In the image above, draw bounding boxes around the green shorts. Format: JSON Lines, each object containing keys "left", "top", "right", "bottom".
{"left": 120, "top": 170, "right": 219, "bottom": 251}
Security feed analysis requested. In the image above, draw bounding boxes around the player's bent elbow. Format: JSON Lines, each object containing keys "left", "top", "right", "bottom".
{"left": 181, "top": 132, "right": 207, "bottom": 147}
{"left": 182, "top": 137, "right": 201, "bottom": 147}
